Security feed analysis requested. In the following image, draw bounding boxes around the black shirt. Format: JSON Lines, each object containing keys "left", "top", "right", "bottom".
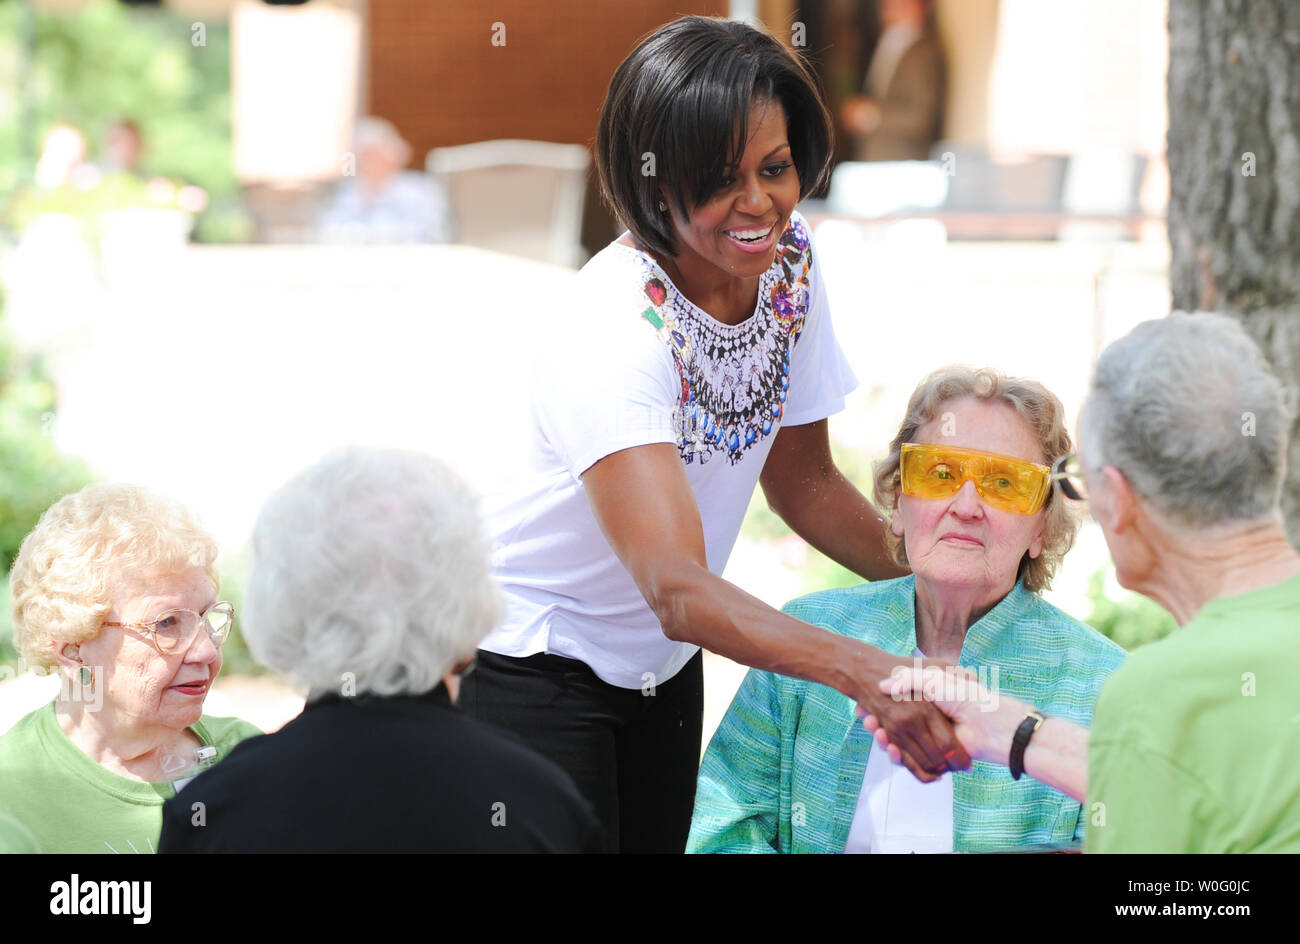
{"left": 159, "top": 684, "right": 604, "bottom": 853}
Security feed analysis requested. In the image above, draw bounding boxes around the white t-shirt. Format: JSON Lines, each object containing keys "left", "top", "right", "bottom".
{"left": 844, "top": 649, "right": 954, "bottom": 853}
{"left": 481, "top": 210, "right": 858, "bottom": 689}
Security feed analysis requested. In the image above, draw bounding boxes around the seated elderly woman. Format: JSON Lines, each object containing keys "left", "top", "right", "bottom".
{"left": 877, "top": 313, "right": 1300, "bottom": 852}
{"left": 688, "top": 366, "right": 1126, "bottom": 853}
{"left": 0, "top": 484, "right": 259, "bottom": 854}
{"left": 159, "top": 448, "right": 602, "bottom": 853}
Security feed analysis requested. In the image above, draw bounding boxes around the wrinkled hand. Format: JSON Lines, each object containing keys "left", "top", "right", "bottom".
{"left": 849, "top": 652, "right": 972, "bottom": 782}
{"left": 858, "top": 664, "right": 1027, "bottom": 768}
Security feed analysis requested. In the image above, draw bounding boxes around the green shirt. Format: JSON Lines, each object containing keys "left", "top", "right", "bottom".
{"left": 0, "top": 701, "right": 260, "bottom": 854}
{"left": 1086, "top": 574, "right": 1300, "bottom": 853}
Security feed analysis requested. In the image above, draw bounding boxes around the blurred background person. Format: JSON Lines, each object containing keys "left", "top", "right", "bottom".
{"left": 317, "top": 116, "right": 455, "bottom": 245}
{"left": 840, "top": 0, "right": 946, "bottom": 162}
{"left": 100, "top": 118, "right": 143, "bottom": 177}
{"left": 160, "top": 448, "right": 602, "bottom": 853}
{"left": 94, "top": 117, "right": 209, "bottom": 216}
{"left": 33, "top": 122, "right": 98, "bottom": 192}
{"left": 0, "top": 484, "right": 259, "bottom": 854}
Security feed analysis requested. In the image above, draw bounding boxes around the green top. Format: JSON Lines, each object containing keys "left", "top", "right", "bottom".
{"left": 0, "top": 700, "right": 260, "bottom": 854}
{"left": 1086, "top": 573, "right": 1300, "bottom": 853}
{"left": 688, "top": 576, "right": 1126, "bottom": 853}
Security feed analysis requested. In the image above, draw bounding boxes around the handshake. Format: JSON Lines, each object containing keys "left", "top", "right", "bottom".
{"left": 851, "top": 656, "right": 1038, "bottom": 782}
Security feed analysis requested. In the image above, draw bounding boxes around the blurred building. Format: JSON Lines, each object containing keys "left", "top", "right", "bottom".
{"left": 40, "top": 0, "right": 1164, "bottom": 250}
{"left": 799, "top": 0, "right": 1168, "bottom": 239}
{"left": 227, "top": 0, "right": 736, "bottom": 256}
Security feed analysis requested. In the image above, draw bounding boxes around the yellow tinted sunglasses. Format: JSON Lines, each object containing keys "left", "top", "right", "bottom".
{"left": 899, "top": 442, "right": 1052, "bottom": 515}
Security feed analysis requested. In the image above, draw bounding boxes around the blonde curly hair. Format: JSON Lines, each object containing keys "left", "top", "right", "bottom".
{"left": 872, "top": 366, "right": 1080, "bottom": 593}
{"left": 9, "top": 483, "right": 219, "bottom": 672}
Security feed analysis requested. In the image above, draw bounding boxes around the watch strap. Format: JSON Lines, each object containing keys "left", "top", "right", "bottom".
{"left": 1009, "top": 711, "right": 1046, "bottom": 780}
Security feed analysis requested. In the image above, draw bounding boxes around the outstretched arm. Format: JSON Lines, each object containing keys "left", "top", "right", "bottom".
{"left": 866, "top": 666, "right": 1089, "bottom": 800}
{"left": 582, "top": 442, "right": 969, "bottom": 780}
{"left": 759, "top": 419, "right": 907, "bottom": 582}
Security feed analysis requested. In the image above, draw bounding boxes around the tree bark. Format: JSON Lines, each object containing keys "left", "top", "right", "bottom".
{"left": 1168, "top": 0, "right": 1300, "bottom": 545}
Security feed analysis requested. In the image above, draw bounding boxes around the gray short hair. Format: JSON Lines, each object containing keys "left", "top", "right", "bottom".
{"left": 1080, "top": 312, "right": 1294, "bottom": 528}
{"left": 243, "top": 448, "right": 503, "bottom": 698}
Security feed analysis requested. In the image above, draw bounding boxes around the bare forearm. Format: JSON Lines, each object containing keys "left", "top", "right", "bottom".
{"left": 652, "top": 562, "right": 875, "bottom": 695}
{"left": 766, "top": 469, "right": 906, "bottom": 581}
{"left": 581, "top": 438, "right": 966, "bottom": 778}
{"left": 1022, "top": 719, "right": 1090, "bottom": 803}
{"left": 977, "top": 700, "right": 1090, "bottom": 803}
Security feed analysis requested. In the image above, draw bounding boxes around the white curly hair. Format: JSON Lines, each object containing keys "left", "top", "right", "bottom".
{"left": 242, "top": 448, "right": 503, "bottom": 699}
{"left": 10, "top": 483, "right": 220, "bottom": 672}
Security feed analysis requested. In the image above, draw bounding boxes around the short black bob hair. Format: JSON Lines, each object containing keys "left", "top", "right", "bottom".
{"left": 595, "top": 16, "right": 833, "bottom": 259}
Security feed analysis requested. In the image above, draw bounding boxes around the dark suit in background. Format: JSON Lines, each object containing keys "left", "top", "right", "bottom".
{"left": 854, "top": 25, "right": 947, "bottom": 162}
{"left": 159, "top": 684, "right": 604, "bottom": 853}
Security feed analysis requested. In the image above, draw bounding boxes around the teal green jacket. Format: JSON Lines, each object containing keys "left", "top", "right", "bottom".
{"left": 688, "top": 576, "right": 1126, "bottom": 853}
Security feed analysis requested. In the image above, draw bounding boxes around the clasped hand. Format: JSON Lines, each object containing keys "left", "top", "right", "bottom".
{"left": 851, "top": 653, "right": 975, "bottom": 781}
{"left": 857, "top": 662, "right": 1026, "bottom": 771}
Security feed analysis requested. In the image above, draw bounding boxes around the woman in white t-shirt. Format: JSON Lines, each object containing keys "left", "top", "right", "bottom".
{"left": 459, "top": 14, "right": 968, "bottom": 853}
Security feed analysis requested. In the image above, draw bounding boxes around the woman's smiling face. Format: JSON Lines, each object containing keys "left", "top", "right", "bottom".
{"left": 664, "top": 97, "right": 800, "bottom": 282}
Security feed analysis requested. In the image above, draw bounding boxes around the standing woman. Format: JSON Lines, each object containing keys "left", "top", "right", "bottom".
{"left": 460, "top": 15, "right": 966, "bottom": 853}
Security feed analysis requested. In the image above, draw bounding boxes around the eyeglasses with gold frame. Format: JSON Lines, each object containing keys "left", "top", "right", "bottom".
{"left": 103, "top": 601, "right": 235, "bottom": 655}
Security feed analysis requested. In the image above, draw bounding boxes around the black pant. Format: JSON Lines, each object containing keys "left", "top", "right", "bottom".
{"left": 458, "top": 649, "right": 704, "bottom": 853}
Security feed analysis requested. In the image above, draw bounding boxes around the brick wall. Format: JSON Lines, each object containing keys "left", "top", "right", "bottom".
{"left": 367, "top": 0, "right": 726, "bottom": 156}
{"left": 366, "top": 0, "right": 725, "bottom": 253}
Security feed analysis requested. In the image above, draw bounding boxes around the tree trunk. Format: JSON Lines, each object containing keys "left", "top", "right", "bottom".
{"left": 1168, "top": 0, "right": 1300, "bottom": 546}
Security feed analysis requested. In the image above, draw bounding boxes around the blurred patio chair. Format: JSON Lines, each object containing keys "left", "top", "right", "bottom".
{"left": 1058, "top": 149, "right": 1148, "bottom": 241}
{"left": 826, "top": 160, "right": 950, "bottom": 217}
{"left": 937, "top": 147, "right": 1069, "bottom": 213}
{"left": 425, "top": 139, "right": 589, "bottom": 268}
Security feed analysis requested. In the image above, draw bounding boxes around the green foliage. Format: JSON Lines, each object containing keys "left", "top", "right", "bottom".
{"left": 1083, "top": 567, "right": 1177, "bottom": 652}
{"left": 0, "top": 280, "right": 94, "bottom": 671}
{"left": 0, "top": 315, "right": 93, "bottom": 577}
{"left": 0, "top": 0, "right": 245, "bottom": 241}
{"left": 740, "top": 444, "right": 881, "bottom": 598}
{"left": 7, "top": 171, "right": 188, "bottom": 232}
{"left": 210, "top": 558, "right": 267, "bottom": 678}
{"left": 0, "top": 572, "right": 15, "bottom": 666}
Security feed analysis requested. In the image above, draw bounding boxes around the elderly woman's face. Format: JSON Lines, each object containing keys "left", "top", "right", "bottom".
{"left": 892, "top": 398, "right": 1048, "bottom": 595}
{"left": 72, "top": 567, "right": 223, "bottom": 732}
{"left": 666, "top": 97, "right": 800, "bottom": 282}
{"left": 358, "top": 145, "right": 402, "bottom": 183}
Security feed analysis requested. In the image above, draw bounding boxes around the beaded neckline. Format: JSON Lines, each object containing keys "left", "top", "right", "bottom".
{"left": 610, "top": 238, "right": 776, "bottom": 331}
{"left": 610, "top": 217, "right": 815, "bottom": 467}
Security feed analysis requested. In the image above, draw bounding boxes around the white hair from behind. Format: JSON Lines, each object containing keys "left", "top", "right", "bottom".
{"left": 352, "top": 116, "right": 411, "bottom": 165}
{"left": 242, "top": 448, "right": 503, "bottom": 699}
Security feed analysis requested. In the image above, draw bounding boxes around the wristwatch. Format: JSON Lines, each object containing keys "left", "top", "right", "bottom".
{"left": 1009, "top": 710, "right": 1046, "bottom": 780}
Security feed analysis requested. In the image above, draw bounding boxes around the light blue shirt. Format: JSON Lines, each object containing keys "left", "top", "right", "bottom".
{"left": 689, "top": 576, "right": 1127, "bottom": 853}
{"left": 318, "top": 171, "right": 454, "bottom": 244}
